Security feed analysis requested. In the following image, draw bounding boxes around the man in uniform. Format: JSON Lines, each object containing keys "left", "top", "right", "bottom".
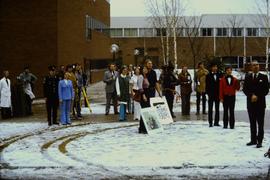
{"left": 43, "top": 65, "right": 59, "bottom": 126}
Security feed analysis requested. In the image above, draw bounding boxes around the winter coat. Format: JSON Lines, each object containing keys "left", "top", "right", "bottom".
{"left": 0, "top": 77, "right": 11, "bottom": 108}
{"left": 116, "top": 74, "right": 130, "bottom": 104}
{"left": 178, "top": 72, "right": 192, "bottom": 95}
{"left": 195, "top": 68, "right": 208, "bottom": 93}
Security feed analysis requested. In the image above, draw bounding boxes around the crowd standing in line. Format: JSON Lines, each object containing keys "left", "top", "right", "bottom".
{"left": 1, "top": 59, "right": 270, "bottom": 155}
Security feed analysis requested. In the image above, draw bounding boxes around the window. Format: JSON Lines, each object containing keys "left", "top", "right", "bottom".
{"left": 216, "top": 28, "right": 228, "bottom": 36}
{"left": 186, "top": 28, "right": 199, "bottom": 36}
{"left": 124, "top": 28, "right": 138, "bottom": 37}
{"left": 156, "top": 28, "right": 167, "bottom": 36}
{"left": 110, "top": 28, "right": 123, "bottom": 37}
{"left": 201, "top": 28, "right": 213, "bottom": 36}
{"left": 85, "top": 14, "right": 109, "bottom": 40}
{"left": 247, "top": 28, "right": 258, "bottom": 36}
{"left": 232, "top": 28, "right": 243, "bottom": 37}
{"left": 176, "top": 28, "right": 185, "bottom": 37}
{"left": 139, "top": 28, "right": 154, "bottom": 37}
{"left": 260, "top": 28, "right": 270, "bottom": 37}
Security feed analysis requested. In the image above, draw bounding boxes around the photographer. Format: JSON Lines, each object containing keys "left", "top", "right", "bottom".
{"left": 18, "top": 66, "right": 37, "bottom": 115}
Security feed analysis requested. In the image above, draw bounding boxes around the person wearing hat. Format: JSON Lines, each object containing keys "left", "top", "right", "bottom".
{"left": 43, "top": 65, "right": 59, "bottom": 126}
{"left": 18, "top": 66, "right": 37, "bottom": 115}
{"left": 206, "top": 63, "right": 223, "bottom": 127}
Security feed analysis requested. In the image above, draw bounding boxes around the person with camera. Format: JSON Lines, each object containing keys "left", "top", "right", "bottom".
{"left": 18, "top": 66, "right": 37, "bottom": 115}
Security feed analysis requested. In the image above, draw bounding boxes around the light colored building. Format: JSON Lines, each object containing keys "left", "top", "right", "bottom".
{"left": 110, "top": 14, "right": 270, "bottom": 69}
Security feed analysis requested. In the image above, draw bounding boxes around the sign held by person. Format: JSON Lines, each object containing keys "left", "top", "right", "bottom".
{"left": 150, "top": 96, "right": 174, "bottom": 124}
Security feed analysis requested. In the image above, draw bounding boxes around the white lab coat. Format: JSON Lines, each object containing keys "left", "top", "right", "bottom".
{"left": 0, "top": 77, "right": 11, "bottom": 108}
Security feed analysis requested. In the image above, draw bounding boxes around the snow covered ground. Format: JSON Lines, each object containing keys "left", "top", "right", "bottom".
{"left": 1, "top": 121, "right": 270, "bottom": 179}
{"left": 2, "top": 75, "right": 270, "bottom": 179}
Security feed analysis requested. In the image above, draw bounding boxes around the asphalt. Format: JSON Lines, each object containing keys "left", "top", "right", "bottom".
{"left": 1, "top": 103, "right": 270, "bottom": 131}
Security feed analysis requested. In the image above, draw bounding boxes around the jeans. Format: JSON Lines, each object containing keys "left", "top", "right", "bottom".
{"left": 60, "top": 99, "right": 72, "bottom": 125}
{"left": 119, "top": 104, "right": 127, "bottom": 121}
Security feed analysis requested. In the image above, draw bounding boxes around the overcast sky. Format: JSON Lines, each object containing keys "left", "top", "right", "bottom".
{"left": 111, "top": 0, "right": 260, "bottom": 17}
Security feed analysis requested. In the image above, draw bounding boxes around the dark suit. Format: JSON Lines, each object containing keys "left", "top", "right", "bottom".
{"left": 43, "top": 75, "right": 59, "bottom": 125}
{"left": 206, "top": 72, "right": 223, "bottom": 126}
{"left": 243, "top": 73, "right": 269, "bottom": 144}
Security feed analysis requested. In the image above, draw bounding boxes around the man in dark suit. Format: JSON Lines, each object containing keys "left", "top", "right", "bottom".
{"left": 206, "top": 63, "right": 223, "bottom": 127}
{"left": 243, "top": 60, "right": 269, "bottom": 148}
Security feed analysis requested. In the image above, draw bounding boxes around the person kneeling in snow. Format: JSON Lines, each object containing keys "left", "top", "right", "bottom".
{"left": 116, "top": 66, "right": 129, "bottom": 121}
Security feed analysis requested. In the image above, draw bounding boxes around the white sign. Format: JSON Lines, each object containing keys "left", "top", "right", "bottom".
{"left": 150, "top": 96, "right": 174, "bottom": 125}
{"left": 141, "top": 107, "right": 163, "bottom": 135}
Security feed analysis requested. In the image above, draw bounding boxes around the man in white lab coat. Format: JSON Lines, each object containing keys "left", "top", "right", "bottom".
{"left": 0, "top": 70, "right": 12, "bottom": 119}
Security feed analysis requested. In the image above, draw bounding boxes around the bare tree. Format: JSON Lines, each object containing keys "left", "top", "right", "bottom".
{"left": 218, "top": 14, "right": 243, "bottom": 57}
{"left": 183, "top": 15, "right": 205, "bottom": 85}
{"left": 254, "top": 0, "right": 270, "bottom": 72}
{"left": 146, "top": 0, "right": 184, "bottom": 66}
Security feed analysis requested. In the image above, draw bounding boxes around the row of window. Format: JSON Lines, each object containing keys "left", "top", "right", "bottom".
{"left": 85, "top": 15, "right": 109, "bottom": 40}
{"left": 109, "top": 28, "right": 270, "bottom": 38}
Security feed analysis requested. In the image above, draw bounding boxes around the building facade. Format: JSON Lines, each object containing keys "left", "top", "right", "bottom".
{"left": 110, "top": 15, "right": 269, "bottom": 69}
{"left": 0, "top": 0, "right": 111, "bottom": 96}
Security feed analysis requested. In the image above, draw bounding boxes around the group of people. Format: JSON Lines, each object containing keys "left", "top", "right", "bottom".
{"left": 0, "top": 67, "right": 37, "bottom": 119}
{"left": 103, "top": 59, "right": 270, "bottom": 151}
{"left": 43, "top": 64, "right": 87, "bottom": 126}
{"left": 1, "top": 59, "right": 270, "bottom": 154}
{"left": 0, "top": 64, "right": 88, "bottom": 127}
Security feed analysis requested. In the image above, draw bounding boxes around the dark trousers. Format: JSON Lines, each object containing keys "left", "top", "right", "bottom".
{"left": 223, "top": 95, "right": 236, "bottom": 129}
{"left": 25, "top": 94, "right": 33, "bottom": 115}
{"left": 105, "top": 91, "right": 118, "bottom": 114}
{"left": 248, "top": 106, "right": 265, "bottom": 144}
{"left": 139, "top": 90, "right": 151, "bottom": 134}
{"left": 208, "top": 98, "right": 220, "bottom": 125}
{"left": 75, "top": 87, "right": 82, "bottom": 117}
{"left": 181, "top": 93, "right": 191, "bottom": 115}
{"left": 164, "top": 91, "right": 175, "bottom": 116}
{"left": 1, "top": 107, "right": 12, "bottom": 119}
{"left": 46, "top": 98, "right": 58, "bottom": 125}
{"left": 196, "top": 92, "right": 206, "bottom": 114}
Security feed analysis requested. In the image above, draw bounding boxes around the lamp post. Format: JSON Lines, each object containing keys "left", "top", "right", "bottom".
{"left": 110, "top": 44, "right": 119, "bottom": 63}
{"left": 266, "top": 0, "right": 269, "bottom": 74}
{"left": 134, "top": 49, "right": 140, "bottom": 66}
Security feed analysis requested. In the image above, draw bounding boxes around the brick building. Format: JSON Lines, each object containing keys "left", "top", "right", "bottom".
{"left": 0, "top": 0, "right": 112, "bottom": 96}
{"left": 110, "top": 15, "right": 269, "bottom": 69}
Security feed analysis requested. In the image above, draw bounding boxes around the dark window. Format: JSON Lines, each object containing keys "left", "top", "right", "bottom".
{"left": 201, "top": 28, "right": 213, "bottom": 36}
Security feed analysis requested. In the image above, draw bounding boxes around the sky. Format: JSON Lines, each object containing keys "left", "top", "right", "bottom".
{"left": 111, "top": 0, "right": 260, "bottom": 17}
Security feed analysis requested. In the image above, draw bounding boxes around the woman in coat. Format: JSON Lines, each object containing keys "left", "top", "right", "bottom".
{"left": 116, "top": 66, "right": 130, "bottom": 121}
{"left": 0, "top": 70, "right": 12, "bottom": 119}
{"left": 58, "top": 72, "right": 74, "bottom": 125}
{"left": 178, "top": 66, "right": 192, "bottom": 115}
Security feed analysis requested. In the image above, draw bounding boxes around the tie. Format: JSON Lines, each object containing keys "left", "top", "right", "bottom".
{"left": 6, "top": 79, "right": 8, "bottom": 86}
{"left": 253, "top": 73, "right": 257, "bottom": 80}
